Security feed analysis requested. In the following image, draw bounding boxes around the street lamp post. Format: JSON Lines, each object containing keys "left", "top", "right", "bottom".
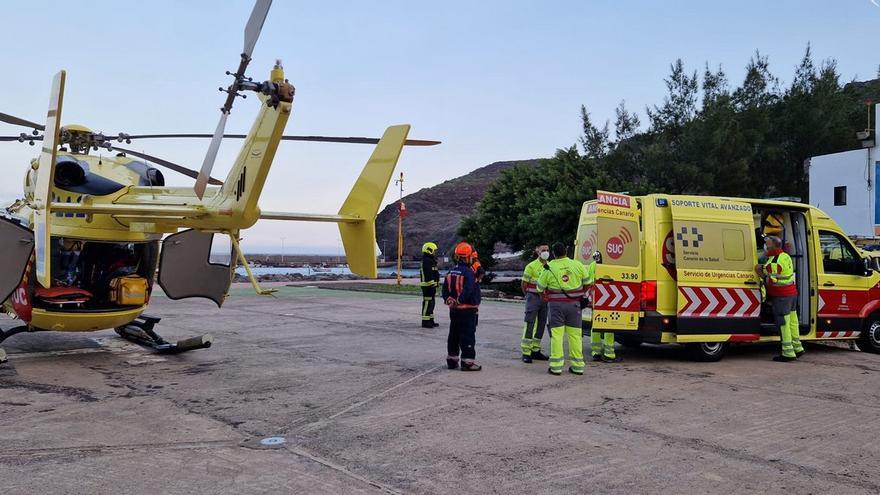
{"left": 280, "top": 237, "right": 287, "bottom": 265}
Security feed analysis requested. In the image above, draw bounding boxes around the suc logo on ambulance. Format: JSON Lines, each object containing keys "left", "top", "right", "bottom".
{"left": 605, "top": 226, "right": 633, "bottom": 260}
{"left": 606, "top": 237, "right": 625, "bottom": 259}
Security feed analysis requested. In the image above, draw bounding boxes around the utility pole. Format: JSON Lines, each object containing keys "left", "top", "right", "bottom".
{"left": 394, "top": 172, "right": 405, "bottom": 285}
{"left": 280, "top": 237, "right": 287, "bottom": 265}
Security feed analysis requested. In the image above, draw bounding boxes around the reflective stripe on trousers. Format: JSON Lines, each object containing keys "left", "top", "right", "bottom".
{"left": 590, "top": 331, "right": 616, "bottom": 358}
{"left": 522, "top": 293, "right": 547, "bottom": 353}
{"left": 549, "top": 326, "right": 584, "bottom": 374}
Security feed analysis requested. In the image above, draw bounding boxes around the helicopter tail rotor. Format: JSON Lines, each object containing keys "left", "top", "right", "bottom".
{"left": 195, "top": 0, "right": 272, "bottom": 199}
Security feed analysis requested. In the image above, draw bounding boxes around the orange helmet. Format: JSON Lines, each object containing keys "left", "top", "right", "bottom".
{"left": 454, "top": 242, "right": 474, "bottom": 261}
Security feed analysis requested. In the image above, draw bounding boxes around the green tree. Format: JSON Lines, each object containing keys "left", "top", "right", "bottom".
{"left": 579, "top": 105, "right": 610, "bottom": 159}
{"left": 461, "top": 46, "right": 873, "bottom": 267}
{"left": 647, "top": 59, "right": 699, "bottom": 135}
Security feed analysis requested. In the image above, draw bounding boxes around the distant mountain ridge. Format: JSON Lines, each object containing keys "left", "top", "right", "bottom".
{"left": 375, "top": 159, "right": 542, "bottom": 260}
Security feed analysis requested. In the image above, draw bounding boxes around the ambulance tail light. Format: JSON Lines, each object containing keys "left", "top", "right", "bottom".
{"left": 641, "top": 280, "right": 657, "bottom": 311}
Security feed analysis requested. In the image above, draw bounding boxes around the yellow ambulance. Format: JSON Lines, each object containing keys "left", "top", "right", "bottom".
{"left": 575, "top": 191, "right": 880, "bottom": 361}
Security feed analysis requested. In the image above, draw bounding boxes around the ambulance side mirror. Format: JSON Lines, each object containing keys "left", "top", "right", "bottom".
{"left": 862, "top": 257, "right": 874, "bottom": 277}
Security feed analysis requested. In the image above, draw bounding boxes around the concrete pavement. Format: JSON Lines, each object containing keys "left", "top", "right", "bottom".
{"left": 1, "top": 286, "right": 879, "bottom": 494}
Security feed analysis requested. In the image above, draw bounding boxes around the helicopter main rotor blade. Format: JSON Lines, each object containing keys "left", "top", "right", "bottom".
{"left": 0, "top": 135, "right": 29, "bottom": 141}
{"left": 280, "top": 135, "right": 442, "bottom": 146}
{"left": 244, "top": 0, "right": 272, "bottom": 59}
{"left": 195, "top": 113, "right": 228, "bottom": 198}
{"left": 0, "top": 112, "right": 45, "bottom": 131}
{"left": 113, "top": 146, "right": 224, "bottom": 185}
{"left": 196, "top": 0, "right": 272, "bottom": 200}
{"left": 122, "top": 133, "right": 442, "bottom": 146}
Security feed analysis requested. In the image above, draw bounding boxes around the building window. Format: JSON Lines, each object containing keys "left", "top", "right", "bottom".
{"left": 833, "top": 186, "right": 847, "bottom": 206}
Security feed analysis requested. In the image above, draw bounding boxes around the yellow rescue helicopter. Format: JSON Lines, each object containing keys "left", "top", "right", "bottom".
{"left": 0, "top": 0, "right": 438, "bottom": 363}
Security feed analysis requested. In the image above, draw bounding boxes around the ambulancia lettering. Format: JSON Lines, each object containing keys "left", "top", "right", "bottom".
{"left": 597, "top": 192, "right": 631, "bottom": 208}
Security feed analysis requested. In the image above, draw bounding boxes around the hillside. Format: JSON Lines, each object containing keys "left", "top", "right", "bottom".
{"left": 375, "top": 159, "right": 542, "bottom": 260}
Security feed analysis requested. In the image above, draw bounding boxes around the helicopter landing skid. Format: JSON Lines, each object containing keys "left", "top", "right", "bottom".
{"left": 115, "top": 315, "right": 213, "bottom": 355}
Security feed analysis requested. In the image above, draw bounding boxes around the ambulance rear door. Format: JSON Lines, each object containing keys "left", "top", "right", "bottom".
{"left": 669, "top": 197, "right": 761, "bottom": 339}
{"left": 593, "top": 191, "right": 641, "bottom": 332}
{"left": 575, "top": 200, "right": 598, "bottom": 322}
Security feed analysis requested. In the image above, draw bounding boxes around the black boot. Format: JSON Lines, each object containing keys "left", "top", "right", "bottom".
{"left": 422, "top": 321, "right": 434, "bottom": 328}
{"left": 461, "top": 361, "right": 482, "bottom": 371}
{"left": 773, "top": 355, "right": 797, "bottom": 363}
{"left": 530, "top": 351, "right": 549, "bottom": 361}
{"left": 521, "top": 354, "right": 533, "bottom": 363}
{"left": 446, "top": 357, "right": 459, "bottom": 369}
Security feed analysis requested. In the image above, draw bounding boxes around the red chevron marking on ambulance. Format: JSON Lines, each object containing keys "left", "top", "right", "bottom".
{"left": 679, "top": 287, "right": 760, "bottom": 318}
{"left": 593, "top": 282, "right": 639, "bottom": 311}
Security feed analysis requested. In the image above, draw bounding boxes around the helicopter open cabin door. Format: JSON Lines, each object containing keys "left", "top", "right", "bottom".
{"left": 593, "top": 191, "right": 641, "bottom": 332}
{"left": 669, "top": 197, "right": 761, "bottom": 339}
{"left": 158, "top": 229, "right": 235, "bottom": 307}
{"left": 0, "top": 218, "right": 35, "bottom": 304}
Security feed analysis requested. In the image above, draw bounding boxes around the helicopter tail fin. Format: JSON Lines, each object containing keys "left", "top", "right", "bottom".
{"left": 337, "top": 125, "right": 409, "bottom": 278}
{"left": 209, "top": 94, "right": 292, "bottom": 227}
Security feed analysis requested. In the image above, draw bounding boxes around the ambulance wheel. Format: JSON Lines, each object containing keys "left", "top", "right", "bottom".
{"left": 859, "top": 316, "right": 880, "bottom": 354}
{"left": 686, "top": 342, "right": 727, "bottom": 362}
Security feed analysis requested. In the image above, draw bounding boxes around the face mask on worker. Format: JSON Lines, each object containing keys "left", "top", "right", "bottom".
{"left": 539, "top": 251, "right": 550, "bottom": 261}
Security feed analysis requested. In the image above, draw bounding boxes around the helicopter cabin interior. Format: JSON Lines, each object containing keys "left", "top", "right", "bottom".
{"left": 36, "top": 239, "right": 159, "bottom": 311}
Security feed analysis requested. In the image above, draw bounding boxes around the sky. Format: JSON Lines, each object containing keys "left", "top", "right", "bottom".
{"left": 1, "top": 1, "right": 878, "bottom": 254}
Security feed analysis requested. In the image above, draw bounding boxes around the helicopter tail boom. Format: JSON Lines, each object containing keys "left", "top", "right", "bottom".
{"left": 256, "top": 125, "right": 409, "bottom": 278}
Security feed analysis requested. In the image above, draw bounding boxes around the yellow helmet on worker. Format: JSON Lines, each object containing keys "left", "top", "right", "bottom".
{"left": 763, "top": 212, "right": 784, "bottom": 236}
{"left": 422, "top": 242, "right": 438, "bottom": 255}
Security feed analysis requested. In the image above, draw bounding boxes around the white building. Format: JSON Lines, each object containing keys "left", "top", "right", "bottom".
{"left": 808, "top": 106, "right": 879, "bottom": 237}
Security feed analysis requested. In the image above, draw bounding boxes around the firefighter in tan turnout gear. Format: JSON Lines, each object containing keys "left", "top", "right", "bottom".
{"left": 520, "top": 245, "right": 551, "bottom": 363}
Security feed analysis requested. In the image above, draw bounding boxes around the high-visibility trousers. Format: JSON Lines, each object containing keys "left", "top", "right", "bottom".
{"left": 521, "top": 292, "right": 547, "bottom": 355}
{"left": 583, "top": 316, "right": 616, "bottom": 360}
{"left": 589, "top": 330, "right": 616, "bottom": 359}
{"left": 421, "top": 285, "right": 436, "bottom": 324}
{"left": 547, "top": 301, "right": 584, "bottom": 374}
{"left": 771, "top": 296, "right": 803, "bottom": 357}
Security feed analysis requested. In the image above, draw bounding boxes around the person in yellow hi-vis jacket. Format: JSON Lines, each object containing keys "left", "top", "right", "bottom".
{"left": 584, "top": 251, "right": 618, "bottom": 362}
{"left": 756, "top": 235, "right": 804, "bottom": 362}
{"left": 537, "top": 242, "right": 589, "bottom": 375}
{"left": 520, "top": 245, "right": 551, "bottom": 363}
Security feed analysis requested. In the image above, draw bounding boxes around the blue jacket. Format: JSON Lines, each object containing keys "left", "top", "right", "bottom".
{"left": 442, "top": 262, "right": 481, "bottom": 309}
